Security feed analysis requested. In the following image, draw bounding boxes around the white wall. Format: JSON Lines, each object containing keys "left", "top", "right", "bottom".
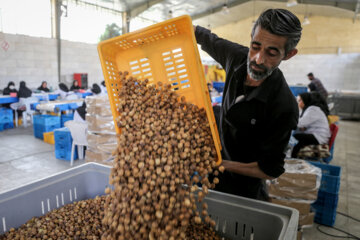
{"left": 1, "top": 32, "right": 360, "bottom": 92}
{"left": 280, "top": 53, "right": 360, "bottom": 92}
{"left": 0, "top": 32, "right": 103, "bottom": 91}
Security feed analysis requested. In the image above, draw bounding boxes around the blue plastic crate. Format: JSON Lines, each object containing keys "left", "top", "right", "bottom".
{"left": 312, "top": 191, "right": 338, "bottom": 226}
{"left": 33, "top": 123, "right": 61, "bottom": 139}
{"left": 61, "top": 114, "right": 74, "bottom": 127}
{"left": 314, "top": 208, "right": 336, "bottom": 226}
{"left": 312, "top": 190, "right": 339, "bottom": 209}
{"left": 289, "top": 86, "right": 308, "bottom": 97}
{"left": 55, "top": 147, "right": 78, "bottom": 161}
{"left": 212, "top": 81, "right": 225, "bottom": 93}
{"left": 54, "top": 128, "right": 78, "bottom": 161}
{"left": 54, "top": 127, "right": 72, "bottom": 145}
{"left": 309, "top": 162, "right": 341, "bottom": 194}
{"left": 33, "top": 114, "right": 61, "bottom": 126}
{"left": 0, "top": 108, "right": 13, "bottom": 123}
{"left": 0, "top": 122, "right": 14, "bottom": 131}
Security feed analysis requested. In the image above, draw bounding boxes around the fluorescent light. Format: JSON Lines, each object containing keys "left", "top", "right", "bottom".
{"left": 286, "top": 0, "right": 298, "bottom": 7}
{"left": 302, "top": 16, "right": 310, "bottom": 26}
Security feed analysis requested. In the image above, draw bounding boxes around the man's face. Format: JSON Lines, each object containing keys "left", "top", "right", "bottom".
{"left": 247, "top": 26, "right": 288, "bottom": 81}
{"left": 308, "top": 75, "right": 314, "bottom": 80}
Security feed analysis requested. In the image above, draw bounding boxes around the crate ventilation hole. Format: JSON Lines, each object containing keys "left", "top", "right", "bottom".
{"left": 162, "top": 47, "right": 190, "bottom": 91}
{"left": 41, "top": 187, "right": 78, "bottom": 215}
{"left": 2, "top": 217, "right": 6, "bottom": 232}
{"left": 210, "top": 214, "right": 255, "bottom": 240}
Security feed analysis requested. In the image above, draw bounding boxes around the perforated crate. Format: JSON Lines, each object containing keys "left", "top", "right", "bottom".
{"left": 61, "top": 114, "right": 74, "bottom": 127}
{"left": 43, "top": 131, "right": 55, "bottom": 145}
{"left": 54, "top": 128, "right": 78, "bottom": 161}
{"left": 97, "top": 15, "right": 221, "bottom": 165}
{"left": 309, "top": 161, "right": 341, "bottom": 194}
{"left": 0, "top": 122, "right": 14, "bottom": 131}
{"left": 312, "top": 190, "right": 338, "bottom": 226}
{"left": 33, "top": 114, "right": 61, "bottom": 126}
{"left": 0, "top": 163, "right": 298, "bottom": 239}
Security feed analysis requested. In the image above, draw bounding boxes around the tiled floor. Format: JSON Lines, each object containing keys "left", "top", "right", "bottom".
{"left": 302, "top": 120, "right": 360, "bottom": 240}
{"left": 0, "top": 120, "right": 359, "bottom": 239}
{"left": 0, "top": 126, "right": 85, "bottom": 193}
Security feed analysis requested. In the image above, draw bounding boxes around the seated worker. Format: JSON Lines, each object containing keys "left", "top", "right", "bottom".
{"left": 37, "top": 81, "right": 50, "bottom": 92}
{"left": 91, "top": 83, "right": 101, "bottom": 95}
{"left": 195, "top": 9, "right": 302, "bottom": 200}
{"left": 291, "top": 92, "right": 331, "bottom": 158}
{"left": 18, "top": 81, "right": 32, "bottom": 98}
{"left": 3, "top": 81, "right": 18, "bottom": 96}
{"left": 54, "top": 83, "right": 77, "bottom": 100}
{"left": 74, "top": 102, "right": 86, "bottom": 123}
{"left": 70, "top": 80, "right": 81, "bottom": 91}
{"left": 100, "top": 81, "right": 107, "bottom": 95}
{"left": 74, "top": 84, "right": 101, "bottom": 123}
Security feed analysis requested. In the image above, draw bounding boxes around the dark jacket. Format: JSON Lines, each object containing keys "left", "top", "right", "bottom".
{"left": 3, "top": 81, "right": 18, "bottom": 95}
{"left": 18, "top": 81, "right": 32, "bottom": 98}
{"left": 195, "top": 26, "right": 299, "bottom": 199}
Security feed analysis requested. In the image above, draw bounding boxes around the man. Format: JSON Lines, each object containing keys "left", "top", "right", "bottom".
{"left": 307, "top": 72, "right": 328, "bottom": 99}
{"left": 194, "top": 9, "right": 302, "bottom": 200}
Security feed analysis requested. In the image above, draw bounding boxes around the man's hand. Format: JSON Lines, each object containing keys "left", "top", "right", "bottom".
{"left": 220, "top": 160, "right": 274, "bottom": 180}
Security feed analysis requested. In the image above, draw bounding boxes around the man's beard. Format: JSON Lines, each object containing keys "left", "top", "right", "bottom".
{"left": 247, "top": 55, "right": 277, "bottom": 81}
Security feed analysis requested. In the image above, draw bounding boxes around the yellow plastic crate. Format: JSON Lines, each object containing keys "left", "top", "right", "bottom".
{"left": 97, "top": 15, "right": 221, "bottom": 165}
{"left": 43, "top": 131, "right": 55, "bottom": 145}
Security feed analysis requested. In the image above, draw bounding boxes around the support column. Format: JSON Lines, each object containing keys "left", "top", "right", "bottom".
{"left": 51, "top": 0, "right": 62, "bottom": 82}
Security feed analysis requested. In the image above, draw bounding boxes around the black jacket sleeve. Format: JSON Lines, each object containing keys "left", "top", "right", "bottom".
{"left": 257, "top": 110, "right": 298, "bottom": 178}
{"left": 194, "top": 26, "right": 248, "bottom": 71}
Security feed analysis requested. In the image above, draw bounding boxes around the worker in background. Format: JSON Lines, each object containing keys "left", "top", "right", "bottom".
{"left": 291, "top": 92, "right": 330, "bottom": 158}
{"left": 3, "top": 81, "right": 18, "bottom": 96}
{"left": 18, "top": 81, "right": 32, "bottom": 98}
{"left": 194, "top": 9, "right": 302, "bottom": 200}
{"left": 74, "top": 83, "right": 102, "bottom": 123}
{"left": 74, "top": 102, "right": 86, "bottom": 123}
{"left": 307, "top": 72, "right": 328, "bottom": 100}
{"left": 55, "top": 83, "right": 77, "bottom": 100}
{"left": 37, "top": 81, "right": 50, "bottom": 92}
{"left": 70, "top": 80, "right": 81, "bottom": 91}
{"left": 100, "top": 81, "right": 107, "bottom": 95}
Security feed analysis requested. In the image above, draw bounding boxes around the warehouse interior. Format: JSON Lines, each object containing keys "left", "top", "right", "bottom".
{"left": 0, "top": 0, "right": 360, "bottom": 239}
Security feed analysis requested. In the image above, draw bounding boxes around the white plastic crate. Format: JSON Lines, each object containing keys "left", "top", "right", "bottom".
{"left": 0, "top": 163, "right": 298, "bottom": 239}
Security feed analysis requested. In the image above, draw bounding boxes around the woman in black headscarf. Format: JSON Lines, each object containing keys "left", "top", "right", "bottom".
{"left": 91, "top": 83, "right": 101, "bottom": 95}
{"left": 3, "top": 81, "right": 18, "bottom": 95}
{"left": 59, "top": 83, "right": 69, "bottom": 92}
{"left": 70, "top": 80, "right": 81, "bottom": 91}
{"left": 18, "top": 81, "right": 32, "bottom": 98}
{"left": 37, "top": 81, "right": 50, "bottom": 92}
{"left": 291, "top": 92, "right": 330, "bottom": 158}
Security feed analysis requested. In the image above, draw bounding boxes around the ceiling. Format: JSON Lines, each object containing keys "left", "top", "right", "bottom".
{"left": 74, "top": 0, "right": 360, "bottom": 28}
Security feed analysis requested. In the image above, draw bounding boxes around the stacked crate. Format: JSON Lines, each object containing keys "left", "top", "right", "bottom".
{"left": 85, "top": 95, "right": 116, "bottom": 166}
{"left": 0, "top": 108, "right": 14, "bottom": 131}
{"left": 54, "top": 127, "right": 78, "bottom": 161}
{"left": 309, "top": 161, "right": 341, "bottom": 226}
{"left": 33, "top": 115, "right": 61, "bottom": 139}
{"left": 61, "top": 113, "right": 74, "bottom": 127}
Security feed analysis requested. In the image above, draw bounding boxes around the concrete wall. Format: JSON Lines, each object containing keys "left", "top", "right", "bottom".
{"left": 280, "top": 53, "right": 360, "bottom": 92}
{"left": 209, "top": 15, "right": 360, "bottom": 54}
{"left": 0, "top": 32, "right": 103, "bottom": 91}
{"left": 1, "top": 27, "right": 360, "bottom": 93}
{"left": 198, "top": 14, "right": 360, "bottom": 92}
